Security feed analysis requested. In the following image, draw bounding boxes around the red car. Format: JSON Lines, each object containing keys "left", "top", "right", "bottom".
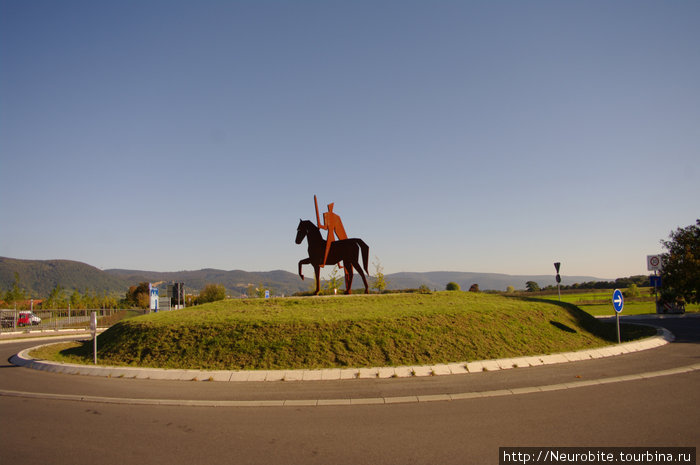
{"left": 17, "top": 311, "right": 41, "bottom": 327}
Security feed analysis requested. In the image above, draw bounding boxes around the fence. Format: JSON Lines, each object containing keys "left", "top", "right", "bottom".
{"left": 0, "top": 308, "right": 120, "bottom": 333}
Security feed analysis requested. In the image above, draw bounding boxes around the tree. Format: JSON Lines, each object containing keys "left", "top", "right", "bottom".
{"left": 70, "top": 289, "right": 84, "bottom": 309}
{"left": 246, "top": 284, "right": 256, "bottom": 298}
{"left": 446, "top": 282, "right": 460, "bottom": 291}
{"left": 137, "top": 291, "right": 150, "bottom": 309}
{"left": 526, "top": 281, "right": 540, "bottom": 292}
{"left": 506, "top": 285, "right": 515, "bottom": 293}
{"left": 198, "top": 284, "right": 226, "bottom": 304}
{"left": 468, "top": 284, "right": 480, "bottom": 292}
{"left": 81, "top": 288, "right": 99, "bottom": 309}
{"left": 325, "top": 266, "right": 343, "bottom": 293}
{"left": 100, "top": 292, "right": 119, "bottom": 309}
{"left": 4, "top": 272, "right": 27, "bottom": 305}
{"left": 371, "top": 257, "right": 388, "bottom": 293}
{"left": 125, "top": 282, "right": 150, "bottom": 309}
{"left": 255, "top": 283, "right": 267, "bottom": 299}
{"left": 623, "top": 283, "right": 640, "bottom": 299}
{"left": 660, "top": 219, "right": 700, "bottom": 304}
{"left": 44, "top": 285, "right": 68, "bottom": 309}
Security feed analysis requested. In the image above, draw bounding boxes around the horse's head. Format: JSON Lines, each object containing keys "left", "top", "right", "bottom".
{"left": 296, "top": 219, "right": 319, "bottom": 244}
{"left": 295, "top": 219, "right": 308, "bottom": 244}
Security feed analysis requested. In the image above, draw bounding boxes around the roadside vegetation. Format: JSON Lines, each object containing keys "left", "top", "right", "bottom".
{"left": 42, "top": 292, "right": 655, "bottom": 370}
{"left": 533, "top": 288, "right": 700, "bottom": 316}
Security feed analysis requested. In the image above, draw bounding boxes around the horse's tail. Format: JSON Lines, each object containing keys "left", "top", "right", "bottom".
{"left": 356, "top": 239, "right": 369, "bottom": 275}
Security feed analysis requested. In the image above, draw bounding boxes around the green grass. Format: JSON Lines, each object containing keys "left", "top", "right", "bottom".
{"left": 537, "top": 288, "right": 700, "bottom": 316}
{"left": 37, "top": 292, "right": 656, "bottom": 370}
{"left": 31, "top": 342, "right": 84, "bottom": 362}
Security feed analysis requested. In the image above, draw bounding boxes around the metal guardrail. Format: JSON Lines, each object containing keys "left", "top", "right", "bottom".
{"left": 0, "top": 308, "right": 118, "bottom": 333}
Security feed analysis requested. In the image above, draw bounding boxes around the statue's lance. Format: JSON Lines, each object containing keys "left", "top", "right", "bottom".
{"left": 314, "top": 195, "right": 321, "bottom": 228}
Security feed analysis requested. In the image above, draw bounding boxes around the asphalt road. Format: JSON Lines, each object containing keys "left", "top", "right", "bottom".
{"left": 1, "top": 317, "right": 698, "bottom": 465}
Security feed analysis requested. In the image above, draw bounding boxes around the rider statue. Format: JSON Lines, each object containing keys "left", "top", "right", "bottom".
{"left": 315, "top": 195, "right": 348, "bottom": 267}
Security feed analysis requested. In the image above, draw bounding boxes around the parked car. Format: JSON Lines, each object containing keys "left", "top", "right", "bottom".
{"left": 17, "top": 311, "right": 41, "bottom": 326}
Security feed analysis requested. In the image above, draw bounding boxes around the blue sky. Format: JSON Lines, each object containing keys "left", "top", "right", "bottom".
{"left": 1, "top": 0, "right": 698, "bottom": 280}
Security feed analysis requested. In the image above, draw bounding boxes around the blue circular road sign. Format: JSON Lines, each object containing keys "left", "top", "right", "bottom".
{"left": 612, "top": 289, "right": 624, "bottom": 313}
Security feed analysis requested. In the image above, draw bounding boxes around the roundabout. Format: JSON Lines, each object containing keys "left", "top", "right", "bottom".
{"left": 0, "top": 317, "right": 694, "bottom": 405}
{"left": 8, "top": 323, "right": 676, "bottom": 386}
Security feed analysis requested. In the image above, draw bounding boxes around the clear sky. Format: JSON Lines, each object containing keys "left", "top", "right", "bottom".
{"left": 1, "top": 0, "right": 698, "bottom": 280}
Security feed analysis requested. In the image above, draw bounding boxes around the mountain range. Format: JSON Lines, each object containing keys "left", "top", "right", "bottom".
{"left": 0, "top": 256, "right": 605, "bottom": 298}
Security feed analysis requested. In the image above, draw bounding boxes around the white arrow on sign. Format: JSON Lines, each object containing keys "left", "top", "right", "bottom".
{"left": 612, "top": 289, "right": 624, "bottom": 313}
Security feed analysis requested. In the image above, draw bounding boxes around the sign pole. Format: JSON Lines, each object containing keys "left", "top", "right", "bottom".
{"left": 653, "top": 270, "right": 658, "bottom": 311}
{"left": 647, "top": 254, "right": 663, "bottom": 313}
{"left": 612, "top": 289, "right": 624, "bottom": 344}
{"left": 90, "top": 311, "right": 97, "bottom": 364}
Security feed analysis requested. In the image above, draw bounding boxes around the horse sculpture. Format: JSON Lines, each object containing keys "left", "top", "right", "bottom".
{"left": 295, "top": 219, "right": 370, "bottom": 295}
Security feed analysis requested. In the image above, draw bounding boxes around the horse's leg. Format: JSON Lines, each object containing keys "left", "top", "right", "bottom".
{"left": 343, "top": 261, "right": 353, "bottom": 294}
{"left": 313, "top": 265, "right": 321, "bottom": 295}
{"left": 298, "top": 258, "right": 311, "bottom": 280}
{"left": 353, "top": 260, "right": 369, "bottom": 294}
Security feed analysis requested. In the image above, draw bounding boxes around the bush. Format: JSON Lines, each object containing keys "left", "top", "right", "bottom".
{"left": 526, "top": 281, "right": 540, "bottom": 292}
{"left": 623, "top": 284, "right": 640, "bottom": 299}
{"left": 446, "top": 282, "right": 461, "bottom": 291}
{"left": 418, "top": 285, "right": 432, "bottom": 294}
{"left": 198, "top": 284, "right": 226, "bottom": 304}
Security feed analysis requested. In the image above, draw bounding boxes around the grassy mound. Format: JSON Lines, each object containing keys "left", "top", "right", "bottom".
{"left": 56, "top": 292, "right": 655, "bottom": 370}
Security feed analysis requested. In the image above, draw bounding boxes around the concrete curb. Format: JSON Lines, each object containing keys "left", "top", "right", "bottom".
{"left": 2, "top": 362, "right": 698, "bottom": 408}
{"left": 11, "top": 327, "right": 675, "bottom": 383}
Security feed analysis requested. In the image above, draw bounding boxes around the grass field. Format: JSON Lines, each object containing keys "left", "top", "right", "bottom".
{"left": 536, "top": 288, "right": 700, "bottom": 316}
{"left": 35, "top": 292, "right": 656, "bottom": 371}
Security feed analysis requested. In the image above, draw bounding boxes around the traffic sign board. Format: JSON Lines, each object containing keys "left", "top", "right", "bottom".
{"left": 612, "top": 289, "right": 624, "bottom": 313}
{"left": 647, "top": 255, "right": 662, "bottom": 271}
{"left": 553, "top": 262, "right": 562, "bottom": 300}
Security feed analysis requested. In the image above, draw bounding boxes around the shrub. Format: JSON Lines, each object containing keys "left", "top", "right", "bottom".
{"left": 623, "top": 284, "right": 640, "bottom": 299}
{"left": 446, "top": 282, "right": 461, "bottom": 291}
{"left": 198, "top": 284, "right": 226, "bottom": 304}
{"left": 418, "top": 284, "right": 432, "bottom": 294}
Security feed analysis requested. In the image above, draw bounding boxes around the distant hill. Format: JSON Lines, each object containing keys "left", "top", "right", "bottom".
{"left": 1, "top": 256, "right": 606, "bottom": 298}
{"left": 0, "top": 257, "right": 319, "bottom": 297}
{"left": 0, "top": 257, "right": 130, "bottom": 297}
{"left": 384, "top": 271, "right": 605, "bottom": 292}
{"left": 104, "top": 268, "right": 309, "bottom": 296}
